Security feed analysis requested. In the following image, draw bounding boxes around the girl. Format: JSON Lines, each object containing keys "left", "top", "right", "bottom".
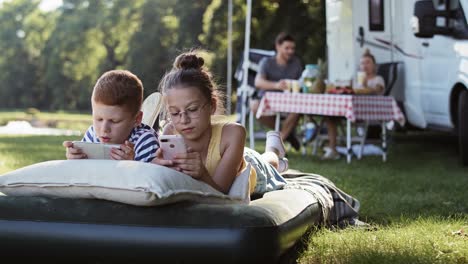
{"left": 323, "top": 49, "right": 386, "bottom": 160}
{"left": 353, "top": 49, "right": 385, "bottom": 95}
{"left": 152, "top": 51, "right": 288, "bottom": 195}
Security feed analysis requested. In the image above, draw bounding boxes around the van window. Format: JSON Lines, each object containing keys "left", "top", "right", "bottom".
{"left": 369, "top": 0, "right": 384, "bottom": 31}
{"left": 434, "top": 0, "right": 447, "bottom": 10}
{"left": 452, "top": 5, "right": 468, "bottom": 39}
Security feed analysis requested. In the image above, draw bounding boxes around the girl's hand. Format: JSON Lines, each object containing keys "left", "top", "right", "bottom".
{"left": 173, "top": 147, "right": 208, "bottom": 179}
{"left": 63, "top": 141, "right": 87, "bottom": 159}
{"left": 110, "top": 140, "right": 135, "bottom": 160}
{"left": 151, "top": 148, "right": 176, "bottom": 168}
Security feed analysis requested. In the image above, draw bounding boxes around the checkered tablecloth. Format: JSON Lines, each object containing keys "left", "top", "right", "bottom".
{"left": 256, "top": 92, "right": 406, "bottom": 125}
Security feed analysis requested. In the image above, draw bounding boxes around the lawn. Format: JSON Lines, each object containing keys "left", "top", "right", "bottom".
{"left": 0, "top": 109, "right": 92, "bottom": 132}
{"left": 0, "top": 112, "right": 466, "bottom": 263}
{"left": 282, "top": 131, "right": 468, "bottom": 264}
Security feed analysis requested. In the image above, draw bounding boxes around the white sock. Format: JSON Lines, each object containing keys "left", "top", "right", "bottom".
{"left": 265, "top": 131, "right": 286, "bottom": 158}
{"left": 277, "top": 157, "right": 289, "bottom": 173}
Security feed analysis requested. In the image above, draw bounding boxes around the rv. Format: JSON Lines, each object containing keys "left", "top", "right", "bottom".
{"left": 326, "top": 0, "right": 468, "bottom": 165}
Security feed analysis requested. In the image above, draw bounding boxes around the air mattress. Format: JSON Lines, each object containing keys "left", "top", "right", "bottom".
{"left": 0, "top": 187, "right": 322, "bottom": 263}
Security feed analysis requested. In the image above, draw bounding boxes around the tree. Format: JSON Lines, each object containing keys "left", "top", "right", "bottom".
{"left": 41, "top": 0, "right": 107, "bottom": 110}
{"left": 0, "top": 0, "right": 326, "bottom": 111}
{"left": 200, "top": 0, "right": 326, "bottom": 93}
{"left": 126, "top": 0, "right": 180, "bottom": 97}
{"left": 0, "top": 0, "right": 46, "bottom": 108}
{"left": 94, "top": 0, "right": 145, "bottom": 72}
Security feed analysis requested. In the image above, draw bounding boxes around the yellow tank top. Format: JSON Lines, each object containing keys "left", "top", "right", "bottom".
{"left": 205, "top": 117, "right": 257, "bottom": 194}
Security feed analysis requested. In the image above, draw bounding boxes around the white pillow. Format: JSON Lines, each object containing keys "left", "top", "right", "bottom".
{"left": 0, "top": 160, "right": 250, "bottom": 206}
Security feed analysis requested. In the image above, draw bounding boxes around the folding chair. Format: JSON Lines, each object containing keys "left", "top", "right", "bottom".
{"left": 141, "top": 92, "right": 163, "bottom": 131}
{"left": 308, "top": 62, "right": 401, "bottom": 158}
{"left": 234, "top": 49, "right": 275, "bottom": 149}
{"left": 353, "top": 61, "right": 401, "bottom": 159}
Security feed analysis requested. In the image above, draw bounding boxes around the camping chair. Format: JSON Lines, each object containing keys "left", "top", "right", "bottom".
{"left": 309, "top": 61, "right": 401, "bottom": 158}
{"left": 352, "top": 61, "right": 401, "bottom": 158}
{"left": 235, "top": 49, "right": 275, "bottom": 148}
{"left": 141, "top": 92, "right": 163, "bottom": 131}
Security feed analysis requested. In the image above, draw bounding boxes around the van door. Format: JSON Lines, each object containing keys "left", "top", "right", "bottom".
{"left": 419, "top": 36, "right": 455, "bottom": 127}
{"left": 418, "top": 1, "right": 458, "bottom": 127}
{"left": 326, "top": 0, "right": 355, "bottom": 81}
{"left": 352, "top": 0, "right": 393, "bottom": 65}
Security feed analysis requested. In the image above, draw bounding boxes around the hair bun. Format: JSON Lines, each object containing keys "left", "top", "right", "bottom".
{"left": 174, "top": 53, "right": 204, "bottom": 70}
{"left": 363, "top": 48, "right": 372, "bottom": 56}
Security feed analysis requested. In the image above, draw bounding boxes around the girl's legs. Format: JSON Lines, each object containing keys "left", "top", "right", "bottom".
{"left": 243, "top": 147, "right": 287, "bottom": 195}
{"left": 260, "top": 151, "right": 280, "bottom": 170}
{"left": 263, "top": 131, "right": 288, "bottom": 172}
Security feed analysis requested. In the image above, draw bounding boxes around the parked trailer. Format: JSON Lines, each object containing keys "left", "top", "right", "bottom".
{"left": 326, "top": 0, "right": 468, "bottom": 165}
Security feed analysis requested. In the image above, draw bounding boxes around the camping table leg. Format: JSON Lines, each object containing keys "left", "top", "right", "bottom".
{"left": 382, "top": 121, "right": 387, "bottom": 162}
{"left": 275, "top": 113, "right": 281, "bottom": 131}
{"left": 347, "top": 119, "right": 351, "bottom": 164}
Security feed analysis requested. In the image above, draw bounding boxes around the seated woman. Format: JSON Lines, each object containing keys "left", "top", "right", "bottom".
{"left": 152, "top": 51, "right": 288, "bottom": 195}
{"left": 323, "top": 49, "right": 385, "bottom": 160}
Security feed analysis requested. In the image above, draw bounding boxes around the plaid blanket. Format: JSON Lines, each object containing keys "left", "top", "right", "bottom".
{"left": 282, "top": 170, "right": 362, "bottom": 227}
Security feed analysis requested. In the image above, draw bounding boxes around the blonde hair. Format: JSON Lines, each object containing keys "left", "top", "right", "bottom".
{"left": 362, "top": 48, "right": 376, "bottom": 64}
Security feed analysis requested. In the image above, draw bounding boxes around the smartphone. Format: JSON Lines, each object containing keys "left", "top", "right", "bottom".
{"left": 72, "top": 141, "right": 121, "bottom": 160}
{"left": 159, "top": 135, "right": 187, "bottom": 160}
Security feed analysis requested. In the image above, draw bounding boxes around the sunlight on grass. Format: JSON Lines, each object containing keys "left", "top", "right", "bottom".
{"left": 299, "top": 217, "right": 468, "bottom": 264}
{"left": 0, "top": 135, "right": 80, "bottom": 173}
{"left": 0, "top": 109, "right": 91, "bottom": 132}
{"left": 251, "top": 130, "right": 468, "bottom": 264}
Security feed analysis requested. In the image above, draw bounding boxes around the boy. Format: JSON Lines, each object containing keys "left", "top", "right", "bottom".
{"left": 63, "top": 70, "right": 159, "bottom": 162}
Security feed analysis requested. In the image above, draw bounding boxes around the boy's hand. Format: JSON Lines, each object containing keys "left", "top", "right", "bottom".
{"left": 63, "top": 141, "right": 87, "bottom": 159}
{"left": 151, "top": 148, "right": 175, "bottom": 167}
{"left": 111, "top": 140, "right": 135, "bottom": 160}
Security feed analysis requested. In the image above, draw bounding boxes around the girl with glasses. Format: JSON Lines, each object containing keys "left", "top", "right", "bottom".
{"left": 152, "top": 51, "right": 288, "bottom": 195}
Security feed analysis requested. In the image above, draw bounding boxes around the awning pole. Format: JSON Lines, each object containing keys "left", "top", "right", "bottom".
{"left": 240, "top": 0, "right": 252, "bottom": 126}
{"left": 226, "top": 0, "right": 233, "bottom": 114}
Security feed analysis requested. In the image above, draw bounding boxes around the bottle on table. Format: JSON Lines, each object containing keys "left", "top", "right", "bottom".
{"left": 300, "top": 64, "right": 318, "bottom": 93}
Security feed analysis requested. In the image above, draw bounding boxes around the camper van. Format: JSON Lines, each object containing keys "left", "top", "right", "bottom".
{"left": 326, "top": 0, "right": 468, "bottom": 165}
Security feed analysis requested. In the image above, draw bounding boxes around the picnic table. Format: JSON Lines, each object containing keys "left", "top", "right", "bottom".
{"left": 256, "top": 92, "right": 406, "bottom": 163}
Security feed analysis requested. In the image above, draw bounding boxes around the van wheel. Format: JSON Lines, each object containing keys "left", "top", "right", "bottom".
{"left": 459, "top": 90, "right": 468, "bottom": 166}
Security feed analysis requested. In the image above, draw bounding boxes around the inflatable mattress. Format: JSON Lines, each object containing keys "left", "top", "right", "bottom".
{"left": 0, "top": 186, "right": 322, "bottom": 263}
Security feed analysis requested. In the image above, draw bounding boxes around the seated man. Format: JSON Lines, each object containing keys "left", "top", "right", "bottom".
{"left": 250, "top": 32, "right": 302, "bottom": 150}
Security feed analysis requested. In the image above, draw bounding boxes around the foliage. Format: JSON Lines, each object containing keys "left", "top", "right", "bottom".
{"left": 0, "top": 0, "right": 44, "bottom": 108}
{"left": 0, "top": 0, "right": 325, "bottom": 111}
{"left": 199, "top": 0, "right": 325, "bottom": 93}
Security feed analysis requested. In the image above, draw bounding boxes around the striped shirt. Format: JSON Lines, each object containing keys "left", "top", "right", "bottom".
{"left": 82, "top": 124, "right": 159, "bottom": 162}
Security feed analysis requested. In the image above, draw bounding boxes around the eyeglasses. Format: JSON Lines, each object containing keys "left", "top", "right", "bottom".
{"left": 167, "top": 102, "right": 210, "bottom": 123}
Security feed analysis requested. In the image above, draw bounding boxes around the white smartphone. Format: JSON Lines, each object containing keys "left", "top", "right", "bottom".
{"left": 72, "top": 141, "right": 121, "bottom": 160}
{"left": 159, "top": 135, "right": 187, "bottom": 160}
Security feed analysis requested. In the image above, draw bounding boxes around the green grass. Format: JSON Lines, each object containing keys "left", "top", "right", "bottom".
{"left": 0, "top": 109, "right": 91, "bottom": 132}
{"left": 301, "top": 217, "right": 467, "bottom": 264}
{"left": 258, "top": 131, "right": 467, "bottom": 264}
{"left": 0, "top": 112, "right": 467, "bottom": 263}
{"left": 0, "top": 135, "right": 81, "bottom": 174}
